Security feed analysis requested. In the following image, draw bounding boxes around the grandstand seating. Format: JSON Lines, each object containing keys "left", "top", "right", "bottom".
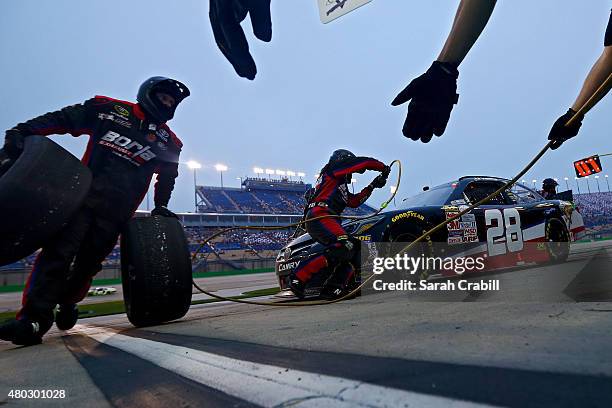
{"left": 196, "top": 180, "right": 375, "bottom": 215}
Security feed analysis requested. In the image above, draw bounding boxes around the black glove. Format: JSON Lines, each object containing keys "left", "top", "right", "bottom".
{"left": 381, "top": 165, "right": 391, "bottom": 178}
{"left": 209, "top": 0, "right": 272, "bottom": 80}
{"left": 547, "top": 108, "right": 583, "bottom": 150}
{"left": 3, "top": 129, "right": 25, "bottom": 159}
{"left": 151, "top": 206, "right": 179, "bottom": 219}
{"left": 392, "top": 61, "right": 459, "bottom": 143}
{"left": 370, "top": 174, "right": 388, "bottom": 189}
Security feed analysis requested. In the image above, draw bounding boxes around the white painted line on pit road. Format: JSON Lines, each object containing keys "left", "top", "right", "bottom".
{"left": 72, "top": 325, "right": 495, "bottom": 408}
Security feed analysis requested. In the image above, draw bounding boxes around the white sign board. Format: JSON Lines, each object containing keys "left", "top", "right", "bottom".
{"left": 317, "top": 0, "right": 373, "bottom": 24}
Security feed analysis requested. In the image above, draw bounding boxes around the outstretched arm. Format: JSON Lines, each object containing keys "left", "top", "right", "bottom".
{"left": 331, "top": 157, "right": 387, "bottom": 179}
{"left": 571, "top": 46, "right": 612, "bottom": 112}
{"left": 437, "top": 0, "right": 497, "bottom": 66}
{"left": 3, "top": 99, "right": 96, "bottom": 158}
{"left": 392, "top": 0, "right": 496, "bottom": 143}
{"left": 347, "top": 185, "right": 374, "bottom": 208}
{"left": 548, "top": 11, "right": 612, "bottom": 150}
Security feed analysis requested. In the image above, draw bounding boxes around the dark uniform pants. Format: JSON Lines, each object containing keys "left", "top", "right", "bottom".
{"left": 294, "top": 207, "right": 355, "bottom": 286}
{"left": 17, "top": 206, "right": 122, "bottom": 326}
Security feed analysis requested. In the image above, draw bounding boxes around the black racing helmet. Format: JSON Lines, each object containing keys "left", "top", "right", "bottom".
{"left": 137, "top": 76, "right": 190, "bottom": 123}
{"left": 542, "top": 178, "right": 558, "bottom": 188}
{"left": 329, "top": 149, "right": 356, "bottom": 165}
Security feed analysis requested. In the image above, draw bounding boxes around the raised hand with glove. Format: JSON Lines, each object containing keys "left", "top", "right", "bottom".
{"left": 392, "top": 61, "right": 459, "bottom": 143}
{"left": 209, "top": 0, "right": 272, "bottom": 80}
{"left": 370, "top": 165, "right": 391, "bottom": 189}
{"left": 547, "top": 109, "right": 583, "bottom": 150}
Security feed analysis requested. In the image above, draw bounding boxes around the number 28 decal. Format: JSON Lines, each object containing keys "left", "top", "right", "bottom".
{"left": 485, "top": 208, "right": 523, "bottom": 256}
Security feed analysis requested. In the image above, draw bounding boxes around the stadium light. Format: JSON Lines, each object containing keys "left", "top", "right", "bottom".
{"left": 276, "top": 169, "right": 286, "bottom": 176}
{"left": 215, "top": 163, "right": 228, "bottom": 188}
{"left": 297, "top": 172, "right": 306, "bottom": 178}
{"left": 265, "top": 168, "right": 275, "bottom": 180}
{"left": 532, "top": 179, "right": 537, "bottom": 188}
{"left": 595, "top": 175, "right": 601, "bottom": 193}
{"left": 564, "top": 177, "right": 569, "bottom": 190}
{"left": 575, "top": 176, "right": 581, "bottom": 194}
{"left": 214, "top": 163, "right": 228, "bottom": 172}
{"left": 605, "top": 175, "right": 610, "bottom": 192}
{"left": 350, "top": 178, "right": 356, "bottom": 193}
{"left": 287, "top": 171, "right": 296, "bottom": 177}
{"left": 185, "top": 160, "right": 201, "bottom": 212}
{"left": 253, "top": 167, "right": 264, "bottom": 175}
{"left": 186, "top": 160, "right": 202, "bottom": 170}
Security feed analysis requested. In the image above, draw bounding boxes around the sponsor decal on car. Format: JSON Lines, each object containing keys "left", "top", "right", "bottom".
{"left": 356, "top": 235, "right": 371, "bottom": 241}
{"left": 447, "top": 236, "right": 462, "bottom": 245}
{"left": 354, "top": 222, "right": 375, "bottom": 235}
{"left": 391, "top": 211, "right": 425, "bottom": 223}
{"left": 461, "top": 213, "right": 476, "bottom": 222}
{"left": 446, "top": 208, "right": 479, "bottom": 243}
{"left": 277, "top": 261, "right": 299, "bottom": 272}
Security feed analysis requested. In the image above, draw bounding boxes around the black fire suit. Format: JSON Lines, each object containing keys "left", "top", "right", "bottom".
{"left": 294, "top": 157, "right": 386, "bottom": 286}
{"left": 12, "top": 95, "right": 182, "bottom": 327}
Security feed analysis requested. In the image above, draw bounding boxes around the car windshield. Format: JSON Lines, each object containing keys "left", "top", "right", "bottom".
{"left": 507, "top": 183, "right": 544, "bottom": 204}
{"left": 463, "top": 181, "right": 508, "bottom": 205}
{"left": 402, "top": 185, "right": 456, "bottom": 207}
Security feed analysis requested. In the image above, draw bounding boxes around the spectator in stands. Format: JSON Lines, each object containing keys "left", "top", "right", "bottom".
{"left": 0, "top": 77, "right": 189, "bottom": 345}
{"left": 288, "top": 150, "right": 390, "bottom": 299}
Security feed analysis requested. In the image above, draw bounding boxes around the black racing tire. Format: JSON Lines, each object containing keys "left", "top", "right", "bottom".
{"left": 0, "top": 136, "right": 92, "bottom": 266}
{"left": 545, "top": 217, "right": 570, "bottom": 264}
{"left": 121, "top": 216, "right": 193, "bottom": 327}
{"left": 390, "top": 231, "right": 435, "bottom": 281}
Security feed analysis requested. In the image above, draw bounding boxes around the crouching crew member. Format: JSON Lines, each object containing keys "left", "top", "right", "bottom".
{"left": 289, "top": 150, "right": 390, "bottom": 299}
{"left": 0, "top": 77, "right": 189, "bottom": 345}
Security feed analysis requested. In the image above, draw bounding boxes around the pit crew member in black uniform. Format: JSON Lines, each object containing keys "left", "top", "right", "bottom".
{"left": 540, "top": 178, "right": 558, "bottom": 200}
{"left": 289, "top": 150, "right": 390, "bottom": 299}
{"left": 0, "top": 77, "right": 189, "bottom": 345}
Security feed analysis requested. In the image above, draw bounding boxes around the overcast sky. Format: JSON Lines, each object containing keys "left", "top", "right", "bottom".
{"left": 1, "top": 0, "right": 610, "bottom": 212}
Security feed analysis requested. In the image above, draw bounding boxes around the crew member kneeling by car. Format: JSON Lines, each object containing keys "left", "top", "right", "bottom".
{"left": 289, "top": 150, "right": 389, "bottom": 299}
{"left": 0, "top": 77, "right": 189, "bottom": 346}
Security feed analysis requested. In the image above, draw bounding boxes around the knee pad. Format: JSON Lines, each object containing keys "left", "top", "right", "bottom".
{"left": 324, "top": 236, "right": 356, "bottom": 264}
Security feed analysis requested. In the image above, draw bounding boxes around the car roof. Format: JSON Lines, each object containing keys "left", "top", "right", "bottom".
{"left": 458, "top": 176, "right": 511, "bottom": 182}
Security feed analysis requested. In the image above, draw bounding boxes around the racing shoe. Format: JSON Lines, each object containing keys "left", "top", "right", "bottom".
{"left": 288, "top": 274, "right": 306, "bottom": 299}
{"left": 0, "top": 318, "right": 48, "bottom": 346}
{"left": 55, "top": 304, "right": 78, "bottom": 331}
{"left": 319, "top": 285, "right": 344, "bottom": 300}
